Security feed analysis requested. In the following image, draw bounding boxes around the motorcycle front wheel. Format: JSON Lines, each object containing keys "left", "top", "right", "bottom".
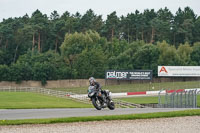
{"left": 92, "top": 97, "right": 102, "bottom": 110}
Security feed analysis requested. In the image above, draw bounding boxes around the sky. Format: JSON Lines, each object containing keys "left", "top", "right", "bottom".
{"left": 0, "top": 0, "right": 200, "bottom": 22}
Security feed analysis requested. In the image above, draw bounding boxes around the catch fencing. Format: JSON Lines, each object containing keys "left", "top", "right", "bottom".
{"left": 158, "top": 89, "right": 199, "bottom": 108}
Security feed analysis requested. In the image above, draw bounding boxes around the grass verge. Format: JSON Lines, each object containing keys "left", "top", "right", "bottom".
{"left": 0, "top": 109, "right": 200, "bottom": 125}
{"left": 0, "top": 92, "right": 92, "bottom": 109}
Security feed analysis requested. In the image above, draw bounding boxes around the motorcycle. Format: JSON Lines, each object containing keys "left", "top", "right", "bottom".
{"left": 88, "top": 86, "right": 115, "bottom": 110}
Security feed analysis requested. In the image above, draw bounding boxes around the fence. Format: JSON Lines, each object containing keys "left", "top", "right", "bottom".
{"left": 158, "top": 89, "right": 199, "bottom": 108}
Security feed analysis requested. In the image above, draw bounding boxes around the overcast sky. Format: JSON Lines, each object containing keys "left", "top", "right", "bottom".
{"left": 0, "top": 0, "right": 200, "bottom": 22}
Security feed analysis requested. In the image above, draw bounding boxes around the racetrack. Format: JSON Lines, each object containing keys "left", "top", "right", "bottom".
{"left": 0, "top": 108, "right": 194, "bottom": 120}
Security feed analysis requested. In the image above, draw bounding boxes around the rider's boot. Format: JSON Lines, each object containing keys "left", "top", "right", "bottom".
{"left": 102, "top": 94, "right": 107, "bottom": 107}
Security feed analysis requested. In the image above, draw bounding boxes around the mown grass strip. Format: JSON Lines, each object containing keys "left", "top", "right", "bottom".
{"left": 0, "top": 92, "right": 92, "bottom": 109}
{"left": 0, "top": 109, "right": 200, "bottom": 125}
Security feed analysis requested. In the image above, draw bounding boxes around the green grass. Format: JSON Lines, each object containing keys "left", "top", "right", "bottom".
{"left": 1, "top": 92, "right": 199, "bottom": 109}
{"left": 0, "top": 109, "right": 200, "bottom": 125}
{"left": 50, "top": 81, "right": 200, "bottom": 94}
{"left": 0, "top": 92, "right": 92, "bottom": 109}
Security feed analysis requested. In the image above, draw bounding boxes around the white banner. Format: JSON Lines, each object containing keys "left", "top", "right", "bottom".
{"left": 158, "top": 66, "right": 200, "bottom": 77}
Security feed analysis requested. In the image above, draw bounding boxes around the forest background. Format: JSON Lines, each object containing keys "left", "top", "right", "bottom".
{"left": 0, "top": 7, "right": 200, "bottom": 84}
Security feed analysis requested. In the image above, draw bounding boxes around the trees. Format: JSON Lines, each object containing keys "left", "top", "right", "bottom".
{"left": 191, "top": 42, "right": 200, "bottom": 65}
{"left": 107, "top": 40, "right": 145, "bottom": 70}
{"left": 104, "top": 11, "right": 120, "bottom": 41}
{"left": 60, "top": 30, "right": 107, "bottom": 78}
{"left": 16, "top": 50, "right": 71, "bottom": 84}
{"left": 120, "top": 15, "right": 131, "bottom": 43}
{"left": 30, "top": 10, "right": 49, "bottom": 52}
{"left": 143, "top": 9, "right": 157, "bottom": 43}
{"left": 60, "top": 30, "right": 105, "bottom": 59}
{"left": 134, "top": 44, "right": 159, "bottom": 71}
{"left": 193, "top": 17, "right": 200, "bottom": 42}
{"left": 0, "top": 50, "right": 13, "bottom": 65}
{"left": 0, "top": 7, "right": 199, "bottom": 54}
{"left": 80, "top": 9, "right": 103, "bottom": 32}
{"left": 73, "top": 49, "right": 106, "bottom": 78}
{"left": 0, "top": 65, "right": 9, "bottom": 81}
{"left": 173, "top": 7, "right": 197, "bottom": 46}
{"left": 157, "top": 41, "right": 181, "bottom": 65}
{"left": 0, "top": 7, "right": 200, "bottom": 82}
{"left": 0, "top": 18, "right": 14, "bottom": 49}
{"left": 177, "top": 42, "right": 193, "bottom": 65}
{"left": 153, "top": 7, "right": 173, "bottom": 43}
{"left": 50, "top": 13, "right": 66, "bottom": 53}
{"left": 0, "top": 17, "right": 31, "bottom": 64}
{"left": 120, "top": 10, "right": 146, "bottom": 43}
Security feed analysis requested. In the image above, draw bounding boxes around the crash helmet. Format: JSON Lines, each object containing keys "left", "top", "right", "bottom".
{"left": 89, "top": 77, "right": 96, "bottom": 85}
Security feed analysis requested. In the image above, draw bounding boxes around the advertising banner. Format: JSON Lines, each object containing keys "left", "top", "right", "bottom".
{"left": 158, "top": 66, "right": 200, "bottom": 77}
{"left": 105, "top": 70, "right": 152, "bottom": 80}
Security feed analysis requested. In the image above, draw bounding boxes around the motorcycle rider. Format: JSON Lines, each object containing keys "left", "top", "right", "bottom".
{"left": 89, "top": 77, "right": 101, "bottom": 90}
{"left": 89, "top": 77, "right": 107, "bottom": 105}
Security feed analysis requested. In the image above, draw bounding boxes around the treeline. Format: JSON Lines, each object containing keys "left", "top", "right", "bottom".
{"left": 0, "top": 31, "right": 200, "bottom": 84}
{"left": 0, "top": 7, "right": 200, "bottom": 84}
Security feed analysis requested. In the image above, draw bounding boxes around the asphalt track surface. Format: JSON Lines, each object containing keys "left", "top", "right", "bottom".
{"left": 0, "top": 108, "right": 194, "bottom": 120}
